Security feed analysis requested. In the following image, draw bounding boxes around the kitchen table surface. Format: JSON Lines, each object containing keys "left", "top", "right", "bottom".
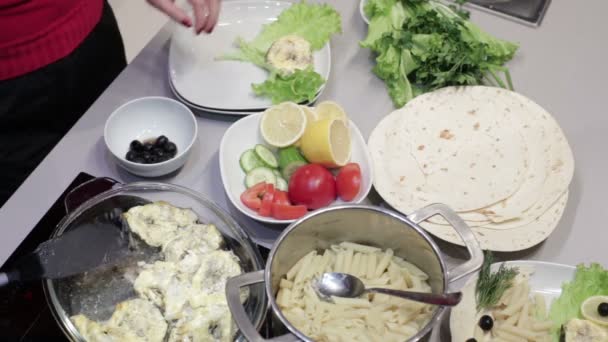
{"left": 1, "top": 0, "right": 606, "bottom": 277}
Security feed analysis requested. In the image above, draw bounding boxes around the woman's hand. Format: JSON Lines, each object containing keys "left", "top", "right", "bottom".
{"left": 147, "top": 0, "right": 220, "bottom": 34}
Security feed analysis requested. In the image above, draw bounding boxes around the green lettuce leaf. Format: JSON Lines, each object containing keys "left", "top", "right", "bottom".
{"left": 549, "top": 263, "right": 608, "bottom": 340}
{"left": 360, "top": 0, "right": 519, "bottom": 108}
{"left": 252, "top": 69, "right": 325, "bottom": 104}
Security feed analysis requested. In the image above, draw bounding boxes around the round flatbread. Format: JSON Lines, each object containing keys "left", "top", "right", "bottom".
{"left": 420, "top": 191, "right": 568, "bottom": 252}
{"left": 386, "top": 87, "right": 529, "bottom": 212}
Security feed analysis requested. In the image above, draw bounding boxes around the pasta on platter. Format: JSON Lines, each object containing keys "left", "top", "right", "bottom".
{"left": 276, "top": 242, "right": 435, "bottom": 342}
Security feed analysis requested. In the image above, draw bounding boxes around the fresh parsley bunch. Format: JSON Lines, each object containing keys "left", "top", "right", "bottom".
{"left": 361, "top": 0, "right": 518, "bottom": 107}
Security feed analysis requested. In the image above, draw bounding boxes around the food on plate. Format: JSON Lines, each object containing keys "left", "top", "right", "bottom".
{"left": 315, "top": 100, "right": 348, "bottom": 122}
{"left": 126, "top": 135, "right": 178, "bottom": 164}
{"left": 276, "top": 242, "right": 434, "bottom": 341}
{"left": 368, "top": 86, "right": 574, "bottom": 251}
{"left": 361, "top": 0, "right": 518, "bottom": 107}
{"left": 72, "top": 298, "right": 168, "bottom": 342}
{"left": 266, "top": 35, "right": 313, "bottom": 74}
{"left": 299, "top": 118, "right": 351, "bottom": 168}
{"left": 219, "top": 2, "right": 341, "bottom": 103}
{"left": 550, "top": 263, "right": 608, "bottom": 339}
{"left": 70, "top": 202, "right": 242, "bottom": 342}
{"left": 452, "top": 260, "right": 608, "bottom": 342}
{"left": 562, "top": 318, "right": 608, "bottom": 342}
{"left": 241, "top": 182, "right": 307, "bottom": 219}
{"left": 288, "top": 164, "right": 337, "bottom": 210}
{"left": 239, "top": 143, "right": 303, "bottom": 190}
{"left": 475, "top": 252, "right": 518, "bottom": 311}
{"left": 238, "top": 100, "right": 360, "bottom": 219}
{"left": 581, "top": 296, "right": 608, "bottom": 326}
{"left": 260, "top": 102, "right": 308, "bottom": 148}
{"left": 278, "top": 146, "right": 308, "bottom": 181}
{"left": 336, "top": 163, "right": 362, "bottom": 201}
{"left": 452, "top": 256, "right": 554, "bottom": 342}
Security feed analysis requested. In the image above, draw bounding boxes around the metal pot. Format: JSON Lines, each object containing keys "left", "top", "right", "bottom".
{"left": 226, "top": 204, "right": 483, "bottom": 342}
{"left": 42, "top": 177, "right": 267, "bottom": 341}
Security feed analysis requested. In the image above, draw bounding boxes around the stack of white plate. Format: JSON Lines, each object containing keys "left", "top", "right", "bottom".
{"left": 167, "top": 0, "right": 331, "bottom": 116}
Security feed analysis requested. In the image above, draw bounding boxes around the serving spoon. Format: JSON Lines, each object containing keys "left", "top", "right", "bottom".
{"left": 313, "top": 272, "right": 462, "bottom": 306}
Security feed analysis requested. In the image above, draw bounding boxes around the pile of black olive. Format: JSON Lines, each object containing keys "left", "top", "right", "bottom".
{"left": 126, "top": 135, "right": 177, "bottom": 164}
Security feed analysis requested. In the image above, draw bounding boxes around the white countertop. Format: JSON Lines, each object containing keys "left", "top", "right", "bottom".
{"left": 1, "top": 0, "right": 607, "bottom": 272}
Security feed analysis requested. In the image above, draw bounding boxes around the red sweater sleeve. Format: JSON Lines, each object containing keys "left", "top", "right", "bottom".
{"left": 0, "top": 0, "right": 104, "bottom": 81}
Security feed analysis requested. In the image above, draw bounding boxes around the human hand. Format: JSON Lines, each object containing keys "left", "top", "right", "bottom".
{"left": 147, "top": 0, "right": 220, "bottom": 34}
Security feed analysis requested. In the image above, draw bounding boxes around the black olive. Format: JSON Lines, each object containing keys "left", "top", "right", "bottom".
{"left": 125, "top": 151, "right": 137, "bottom": 161}
{"left": 152, "top": 147, "right": 165, "bottom": 157}
{"left": 143, "top": 143, "right": 154, "bottom": 152}
{"left": 164, "top": 142, "right": 177, "bottom": 154}
{"left": 478, "top": 315, "right": 493, "bottom": 331}
{"left": 155, "top": 135, "right": 169, "bottom": 147}
{"left": 147, "top": 155, "right": 159, "bottom": 164}
{"left": 142, "top": 151, "right": 151, "bottom": 161}
{"left": 133, "top": 157, "right": 145, "bottom": 164}
{"left": 598, "top": 302, "right": 608, "bottom": 317}
{"left": 130, "top": 140, "right": 144, "bottom": 152}
{"left": 157, "top": 155, "right": 170, "bottom": 163}
{"left": 466, "top": 339, "right": 477, "bottom": 342}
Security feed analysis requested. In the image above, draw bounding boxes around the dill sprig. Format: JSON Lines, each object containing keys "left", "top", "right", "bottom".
{"left": 475, "top": 251, "right": 518, "bottom": 311}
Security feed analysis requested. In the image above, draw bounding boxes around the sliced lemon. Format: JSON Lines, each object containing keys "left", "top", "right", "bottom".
{"left": 260, "top": 102, "right": 307, "bottom": 147}
{"left": 581, "top": 296, "right": 608, "bottom": 326}
{"left": 315, "top": 101, "right": 348, "bottom": 122}
{"left": 300, "top": 105, "right": 319, "bottom": 125}
{"left": 299, "top": 118, "right": 351, "bottom": 168}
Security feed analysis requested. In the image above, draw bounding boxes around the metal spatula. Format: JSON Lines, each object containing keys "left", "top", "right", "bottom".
{"left": 0, "top": 222, "right": 129, "bottom": 287}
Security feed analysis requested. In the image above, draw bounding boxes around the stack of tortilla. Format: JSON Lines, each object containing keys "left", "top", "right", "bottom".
{"left": 368, "top": 86, "right": 574, "bottom": 251}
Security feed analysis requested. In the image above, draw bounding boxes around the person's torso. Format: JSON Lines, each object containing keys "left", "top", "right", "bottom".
{"left": 0, "top": 0, "right": 84, "bottom": 48}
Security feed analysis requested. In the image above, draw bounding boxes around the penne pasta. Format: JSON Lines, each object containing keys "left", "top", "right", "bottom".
{"left": 275, "top": 242, "right": 433, "bottom": 342}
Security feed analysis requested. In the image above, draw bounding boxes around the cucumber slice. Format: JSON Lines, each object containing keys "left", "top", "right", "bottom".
{"left": 278, "top": 146, "right": 307, "bottom": 170}
{"left": 276, "top": 177, "right": 288, "bottom": 191}
{"left": 245, "top": 167, "right": 276, "bottom": 188}
{"left": 254, "top": 144, "right": 278, "bottom": 168}
{"left": 240, "top": 149, "right": 263, "bottom": 172}
{"left": 272, "top": 169, "right": 282, "bottom": 178}
{"left": 282, "top": 160, "right": 308, "bottom": 181}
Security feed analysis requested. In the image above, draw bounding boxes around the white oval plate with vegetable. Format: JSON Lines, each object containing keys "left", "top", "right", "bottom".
{"left": 437, "top": 260, "right": 608, "bottom": 342}
{"left": 219, "top": 107, "right": 373, "bottom": 224}
{"left": 169, "top": 0, "right": 340, "bottom": 113}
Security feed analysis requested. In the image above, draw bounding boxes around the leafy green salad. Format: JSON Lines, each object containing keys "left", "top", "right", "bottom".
{"left": 220, "top": 2, "right": 341, "bottom": 104}
{"left": 361, "top": 0, "right": 518, "bottom": 107}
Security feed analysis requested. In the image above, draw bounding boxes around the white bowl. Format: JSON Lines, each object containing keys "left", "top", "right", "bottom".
{"left": 219, "top": 112, "right": 373, "bottom": 224}
{"left": 104, "top": 97, "right": 198, "bottom": 177}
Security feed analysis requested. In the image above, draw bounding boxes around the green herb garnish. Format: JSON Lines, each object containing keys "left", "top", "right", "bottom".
{"left": 475, "top": 251, "right": 518, "bottom": 311}
{"left": 361, "top": 0, "right": 518, "bottom": 107}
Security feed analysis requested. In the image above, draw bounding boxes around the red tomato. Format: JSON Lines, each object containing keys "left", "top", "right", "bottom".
{"left": 336, "top": 163, "right": 362, "bottom": 202}
{"left": 288, "top": 164, "right": 336, "bottom": 210}
{"left": 240, "top": 182, "right": 266, "bottom": 210}
{"left": 272, "top": 203, "right": 307, "bottom": 220}
{"left": 259, "top": 184, "right": 275, "bottom": 217}
{"left": 273, "top": 190, "right": 290, "bottom": 205}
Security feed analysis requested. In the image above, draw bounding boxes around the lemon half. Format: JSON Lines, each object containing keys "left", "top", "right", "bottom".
{"left": 315, "top": 101, "right": 348, "bottom": 122}
{"left": 260, "top": 102, "right": 307, "bottom": 147}
{"left": 299, "top": 118, "right": 351, "bottom": 168}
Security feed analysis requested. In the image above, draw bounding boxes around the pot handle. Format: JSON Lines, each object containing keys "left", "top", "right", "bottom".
{"left": 226, "top": 271, "right": 300, "bottom": 342}
{"left": 408, "top": 203, "right": 483, "bottom": 282}
{"left": 64, "top": 177, "right": 121, "bottom": 214}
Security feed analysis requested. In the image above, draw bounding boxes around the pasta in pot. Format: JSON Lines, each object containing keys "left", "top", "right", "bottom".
{"left": 276, "top": 242, "right": 435, "bottom": 342}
